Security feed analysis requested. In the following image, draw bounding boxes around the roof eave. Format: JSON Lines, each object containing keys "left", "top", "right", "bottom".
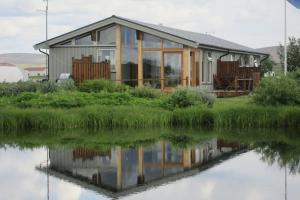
{"left": 198, "top": 44, "right": 268, "bottom": 56}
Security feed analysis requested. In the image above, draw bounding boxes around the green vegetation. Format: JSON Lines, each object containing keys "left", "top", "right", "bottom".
{"left": 79, "top": 79, "right": 128, "bottom": 93}
{"left": 0, "top": 79, "right": 299, "bottom": 131}
{"left": 260, "top": 58, "right": 275, "bottom": 74}
{"left": 253, "top": 76, "right": 300, "bottom": 106}
{"left": 278, "top": 37, "right": 300, "bottom": 72}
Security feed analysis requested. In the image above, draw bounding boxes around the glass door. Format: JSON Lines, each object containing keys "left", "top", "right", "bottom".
{"left": 163, "top": 52, "right": 182, "bottom": 88}
{"left": 97, "top": 49, "right": 116, "bottom": 80}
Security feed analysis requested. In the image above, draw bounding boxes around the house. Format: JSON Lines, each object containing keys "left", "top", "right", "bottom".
{"left": 37, "top": 138, "right": 244, "bottom": 198}
{"left": 256, "top": 46, "right": 282, "bottom": 74}
{"left": 0, "top": 63, "right": 28, "bottom": 82}
{"left": 24, "top": 67, "right": 47, "bottom": 77}
{"left": 34, "top": 15, "right": 268, "bottom": 93}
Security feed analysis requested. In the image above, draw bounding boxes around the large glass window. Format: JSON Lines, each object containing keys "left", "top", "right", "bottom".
{"left": 143, "top": 51, "right": 161, "bottom": 88}
{"left": 164, "top": 53, "right": 182, "bottom": 87}
{"left": 163, "top": 40, "right": 183, "bottom": 48}
{"left": 75, "top": 34, "right": 93, "bottom": 45}
{"left": 121, "top": 26, "right": 138, "bottom": 87}
{"left": 202, "top": 52, "right": 212, "bottom": 83}
{"left": 97, "top": 26, "right": 116, "bottom": 45}
{"left": 143, "top": 33, "right": 161, "bottom": 48}
{"left": 97, "top": 49, "right": 116, "bottom": 80}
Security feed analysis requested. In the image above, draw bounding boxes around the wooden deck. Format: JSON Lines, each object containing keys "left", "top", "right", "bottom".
{"left": 214, "top": 90, "right": 250, "bottom": 97}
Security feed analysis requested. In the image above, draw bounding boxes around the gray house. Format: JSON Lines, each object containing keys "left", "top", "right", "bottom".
{"left": 34, "top": 15, "right": 267, "bottom": 92}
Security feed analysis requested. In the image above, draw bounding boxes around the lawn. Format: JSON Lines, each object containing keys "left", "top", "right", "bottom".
{"left": 0, "top": 79, "right": 299, "bottom": 131}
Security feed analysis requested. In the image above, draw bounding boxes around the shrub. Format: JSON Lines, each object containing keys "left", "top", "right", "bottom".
{"left": 39, "top": 81, "right": 58, "bottom": 93}
{"left": 163, "top": 88, "right": 198, "bottom": 110}
{"left": 130, "top": 85, "right": 162, "bottom": 99}
{"left": 188, "top": 87, "right": 216, "bottom": 107}
{"left": 0, "top": 81, "right": 39, "bottom": 97}
{"left": 288, "top": 69, "right": 300, "bottom": 85}
{"left": 57, "top": 79, "right": 77, "bottom": 91}
{"left": 79, "top": 79, "right": 128, "bottom": 93}
{"left": 253, "top": 76, "right": 300, "bottom": 106}
{"left": 13, "top": 92, "right": 42, "bottom": 108}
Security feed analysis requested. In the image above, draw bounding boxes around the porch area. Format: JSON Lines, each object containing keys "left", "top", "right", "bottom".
{"left": 213, "top": 60, "right": 261, "bottom": 97}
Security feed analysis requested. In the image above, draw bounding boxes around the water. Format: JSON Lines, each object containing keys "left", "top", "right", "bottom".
{"left": 0, "top": 130, "right": 299, "bottom": 200}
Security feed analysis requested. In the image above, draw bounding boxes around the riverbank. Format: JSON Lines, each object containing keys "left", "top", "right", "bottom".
{"left": 0, "top": 96, "right": 299, "bottom": 131}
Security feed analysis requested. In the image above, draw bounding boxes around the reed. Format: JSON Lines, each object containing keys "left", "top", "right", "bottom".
{"left": 0, "top": 103, "right": 299, "bottom": 131}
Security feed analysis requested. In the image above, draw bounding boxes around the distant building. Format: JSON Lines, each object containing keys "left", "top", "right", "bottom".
{"left": 256, "top": 46, "right": 282, "bottom": 73}
{"left": 25, "top": 67, "right": 46, "bottom": 77}
{"left": 0, "top": 63, "right": 28, "bottom": 82}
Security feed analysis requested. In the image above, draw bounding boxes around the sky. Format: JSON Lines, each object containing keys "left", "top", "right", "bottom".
{"left": 0, "top": 0, "right": 300, "bottom": 54}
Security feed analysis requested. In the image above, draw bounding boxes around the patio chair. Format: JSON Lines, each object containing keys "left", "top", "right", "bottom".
{"left": 213, "top": 74, "right": 224, "bottom": 90}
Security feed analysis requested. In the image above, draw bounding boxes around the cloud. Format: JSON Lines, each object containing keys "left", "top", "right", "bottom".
{"left": 0, "top": 0, "right": 300, "bottom": 53}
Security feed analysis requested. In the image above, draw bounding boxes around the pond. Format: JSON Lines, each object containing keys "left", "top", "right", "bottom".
{"left": 0, "top": 129, "right": 299, "bottom": 200}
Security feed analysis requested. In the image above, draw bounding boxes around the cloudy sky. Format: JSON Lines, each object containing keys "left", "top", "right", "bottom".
{"left": 0, "top": 0, "right": 300, "bottom": 53}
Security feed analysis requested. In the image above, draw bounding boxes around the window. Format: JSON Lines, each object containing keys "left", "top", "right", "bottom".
{"left": 97, "top": 49, "right": 116, "bottom": 80}
{"left": 143, "top": 33, "right": 161, "bottom": 48}
{"left": 75, "top": 34, "right": 93, "bottom": 45}
{"left": 163, "top": 40, "right": 183, "bottom": 48}
{"left": 240, "top": 55, "right": 250, "bottom": 67}
{"left": 249, "top": 55, "right": 254, "bottom": 67}
{"left": 97, "top": 26, "right": 116, "bottom": 45}
{"left": 230, "top": 54, "right": 236, "bottom": 61}
{"left": 143, "top": 51, "right": 161, "bottom": 88}
{"left": 164, "top": 53, "right": 182, "bottom": 87}
{"left": 60, "top": 40, "right": 72, "bottom": 46}
{"left": 202, "top": 52, "right": 212, "bottom": 83}
{"left": 121, "top": 26, "right": 138, "bottom": 87}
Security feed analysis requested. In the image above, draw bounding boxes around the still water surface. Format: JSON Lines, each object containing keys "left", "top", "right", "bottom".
{"left": 0, "top": 131, "right": 300, "bottom": 200}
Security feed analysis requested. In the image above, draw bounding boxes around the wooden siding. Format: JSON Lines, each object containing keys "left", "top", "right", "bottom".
{"left": 72, "top": 55, "right": 110, "bottom": 85}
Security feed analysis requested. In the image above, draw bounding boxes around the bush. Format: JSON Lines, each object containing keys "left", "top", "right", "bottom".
{"left": 130, "top": 85, "right": 162, "bottom": 99}
{"left": 163, "top": 88, "right": 198, "bottom": 110}
{"left": 79, "top": 79, "right": 128, "bottom": 93}
{"left": 39, "top": 81, "right": 58, "bottom": 93}
{"left": 253, "top": 76, "right": 300, "bottom": 106}
{"left": 288, "top": 69, "right": 300, "bottom": 85}
{"left": 188, "top": 87, "right": 216, "bottom": 107}
{"left": 57, "top": 79, "right": 77, "bottom": 91}
{"left": 0, "top": 81, "right": 39, "bottom": 97}
{"left": 13, "top": 92, "right": 42, "bottom": 108}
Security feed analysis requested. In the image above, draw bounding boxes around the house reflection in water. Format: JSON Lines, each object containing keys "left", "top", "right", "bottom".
{"left": 47, "top": 138, "right": 244, "bottom": 195}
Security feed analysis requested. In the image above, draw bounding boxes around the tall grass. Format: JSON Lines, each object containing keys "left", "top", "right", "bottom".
{"left": 213, "top": 105, "right": 300, "bottom": 129}
{"left": 0, "top": 104, "right": 299, "bottom": 131}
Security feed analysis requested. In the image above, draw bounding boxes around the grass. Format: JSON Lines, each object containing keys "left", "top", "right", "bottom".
{"left": 0, "top": 88, "right": 299, "bottom": 131}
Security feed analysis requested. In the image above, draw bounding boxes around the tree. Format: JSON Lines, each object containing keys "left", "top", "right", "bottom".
{"left": 260, "top": 58, "right": 275, "bottom": 74}
{"left": 278, "top": 37, "right": 300, "bottom": 72}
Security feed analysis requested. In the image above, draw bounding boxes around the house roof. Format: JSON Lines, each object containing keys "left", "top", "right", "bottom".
{"left": 34, "top": 15, "right": 267, "bottom": 55}
{"left": 0, "top": 62, "right": 16, "bottom": 67}
{"left": 25, "top": 67, "right": 46, "bottom": 72}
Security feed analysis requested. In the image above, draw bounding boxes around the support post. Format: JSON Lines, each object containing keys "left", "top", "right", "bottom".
{"left": 115, "top": 25, "right": 122, "bottom": 83}
{"left": 116, "top": 146, "right": 122, "bottom": 191}
{"left": 138, "top": 32, "right": 143, "bottom": 87}
{"left": 284, "top": 0, "right": 288, "bottom": 76}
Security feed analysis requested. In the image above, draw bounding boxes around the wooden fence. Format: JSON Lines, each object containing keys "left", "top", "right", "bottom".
{"left": 214, "top": 60, "right": 261, "bottom": 91}
{"left": 72, "top": 55, "right": 111, "bottom": 85}
{"left": 216, "top": 60, "right": 261, "bottom": 79}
